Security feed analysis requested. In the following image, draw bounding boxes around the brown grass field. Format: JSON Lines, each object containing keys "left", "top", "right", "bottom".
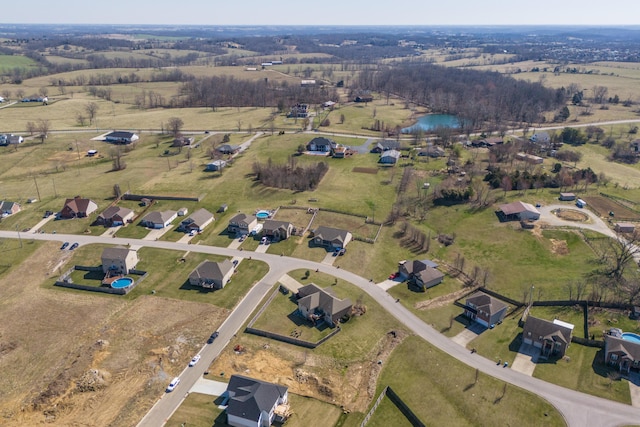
{"left": 583, "top": 196, "right": 640, "bottom": 220}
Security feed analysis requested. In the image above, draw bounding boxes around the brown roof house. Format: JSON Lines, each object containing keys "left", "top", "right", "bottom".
{"left": 101, "top": 246, "right": 139, "bottom": 275}
{"left": 226, "top": 375, "right": 290, "bottom": 427}
{"left": 604, "top": 329, "right": 640, "bottom": 374}
{"left": 522, "top": 316, "right": 574, "bottom": 359}
{"left": 60, "top": 196, "right": 98, "bottom": 219}
{"left": 179, "top": 208, "right": 214, "bottom": 232}
{"left": 463, "top": 291, "right": 508, "bottom": 328}
{"left": 96, "top": 206, "right": 134, "bottom": 227}
{"left": 228, "top": 213, "right": 258, "bottom": 236}
{"left": 497, "top": 201, "right": 540, "bottom": 222}
{"left": 263, "top": 220, "right": 294, "bottom": 242}
{"left": 296, "top": 284, "right": 352, "bottom": 327}
{"left": 398, "top": 259, "right": 444, "bottom": 291}
{"left": 140, "top": 210, "right": 177, "bottom": 229}
{"left": 189, "top": 259, "right": 234, "bottom": 289}
{"left": 311, "top": 226, "right": 352, "bottom": 250}
{"left": 0, "top": 201, "right": 20, "bottom": 216}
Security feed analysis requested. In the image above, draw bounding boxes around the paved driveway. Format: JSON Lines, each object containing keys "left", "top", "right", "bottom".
{"left": 452, "top": 322, "right": 486, "bottom": 347}
{"left": 511, "top": 343, "right": 540, "bottom": 376}
{"left": 189, "top": 378, "right": 228, "bottom": 397}
{"left": 538, "top": 204, "right": 615, "bottom": 238}
{"left": 278, "top": 274, "right": 303, "bottom": 293}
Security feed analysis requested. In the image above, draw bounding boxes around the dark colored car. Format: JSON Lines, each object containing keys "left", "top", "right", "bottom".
{"left": 207, "top": 331, "right": 219, "bottom": 344}
{"left": 60, "top": 242, "right": 69, "bottom": 250}
{"left": 69, "top": 242, "right": 79, "bottom": 250}
{"left": 43, "top": 210, "right": 53, "bottom": 218}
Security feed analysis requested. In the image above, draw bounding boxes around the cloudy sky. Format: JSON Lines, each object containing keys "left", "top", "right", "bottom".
{"left": 2, "top": 0, "right": 638, "bottom": 26}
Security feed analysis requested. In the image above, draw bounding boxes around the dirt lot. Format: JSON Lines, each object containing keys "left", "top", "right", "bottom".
{"left": 206, "top": 330, "right": 407, "bottom": 413}
{"left": 0, "top": 242, "right": 229, "bottom": 426}
{"left": 584, "top": 196, "right": 640, "bottom": 221}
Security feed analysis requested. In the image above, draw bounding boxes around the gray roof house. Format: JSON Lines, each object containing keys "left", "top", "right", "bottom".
{"left": 179, "top": 208, "right": 214, "bottom": 232}
{"left": 605, "top": 329, "right": 640, "bottom": 374}
{"left": 398, "top": 259, "right": 444, "bottom": 290}
{"left": 228, "top": 213, "right": 258, "bottom": 235}
{"left": 226, "top": 375, "right": 290, "bottom": 427}
{"left": 311, "top": 226, "right": 352, "bottom": 250}
{"left": 263, "top": 220, "right": 294, "bottom": 241}
{"left": 296, "top": 284, "right": 352, "bottom": 327}
{"left": 522, "top": 316, "right": 573, "bottom": 359}
{"left": 101, "top": 246, "right": 138, "bottom": 275}
{"left": 105, "top": 131, "right": 139, "bottom": 144}
{"left": 379, "top": 149, "right": 401, "bottom": 164}
{"left": 189, "top": 259, "right": 234, "bottom": 289}
{"left": 140, "top": 210, "right": 177, "bottom": 229}
{"left": 0, "top": 201, "right": 21, "bottom": 216}
{"left": 96, "top": 206, "right": 134, "bottom": 227}
{"left": 463, "top": 291, "right": 508, "bottom": 328}
{"left": 206, "top": 160, "right": 227, "bottom": 171}
{"left": 306, "top": 137, "right": 336, "bottom": 153}
{"left": 371, "top": 140, "right": 401, "bottom": 153}
{"left": 217, "top": 144, "right": 240, "bottom": 154}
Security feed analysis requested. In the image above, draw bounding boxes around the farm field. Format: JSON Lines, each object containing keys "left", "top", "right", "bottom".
{"left": 583, "top": 196, "right": 640, "bottom": 220}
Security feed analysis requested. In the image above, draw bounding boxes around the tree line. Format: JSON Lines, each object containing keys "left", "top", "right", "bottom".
{"left": 252, "top": 157, "right": 328, "bottom": 191}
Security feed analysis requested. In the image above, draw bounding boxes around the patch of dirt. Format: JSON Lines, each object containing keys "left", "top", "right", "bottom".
{"left": 0, "top": 241, "right": 229, "bottom": 427}
{"left": 554, "top": 209, "right": 589, "bottom": 222}
{"left": 352, "top": 167, "right": 378, "bottom": 174}
{"left": 415, "top": 286, "right": 480, "bottom": 311}
{"left": 208, "top": 330, "right": 407, "bottom": 413}
{"left": 550, "top": 239, "right": 569, "bottom": 255}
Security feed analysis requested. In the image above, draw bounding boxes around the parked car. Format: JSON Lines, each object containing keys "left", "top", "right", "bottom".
{"left": 232, "top": 259, "right": 239, "bottom": 267}
{"left": 189, "top": 355, "right": 201, "bottom": 367}
{"left": 69, "top": 242, "right": 79, "bottom": 250}
{"left": 238, "top": 235, "right": 246, "bottom": 242}
{"left": 207, "top": 331, "right": 219, "bottom": 344}
{"left": 60, "top": 242, "right": 69, "bottom": 250}
{"left": 43, "top": 210, "right": 53, "bottom": 218}
{"left": 166, "top": 377, "right": 180, "bottom": 392}
{"left": 260, "top": 236, "right": 270, "bottom": 245}
{"left": 338, "top": 248, "right": 346, "bottom": 256}
{"left": 388, "top": 272, "right": 398, "bottom": 280}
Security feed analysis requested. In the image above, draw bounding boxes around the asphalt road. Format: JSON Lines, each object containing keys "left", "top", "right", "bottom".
{"left": 3, "top": 230, "right": 640, "bottom": 426}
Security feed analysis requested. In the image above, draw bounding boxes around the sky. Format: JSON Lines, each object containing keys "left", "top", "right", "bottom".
{"left": 1, "top": 0, "right": 639, "bottom": 26}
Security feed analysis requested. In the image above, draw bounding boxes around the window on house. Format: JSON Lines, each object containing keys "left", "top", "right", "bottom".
{"left": 611, "top": 354, "right": 618, "bottom": 361}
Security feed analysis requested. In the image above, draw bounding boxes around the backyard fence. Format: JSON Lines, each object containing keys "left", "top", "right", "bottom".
{"left": 123, "top": 193, "right": 202, "bottom": 202}
{"left": 360, "top": 386, "right": 425, "bottom": 427}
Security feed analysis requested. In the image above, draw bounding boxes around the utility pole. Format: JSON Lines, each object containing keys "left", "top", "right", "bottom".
{"left": 16, "top": 225, "right": 22, "bottom": 248}
{"left": 75, "top": 139, "right": 81, "bottom": 160}
{"left": 52, "top": 178, "right": 57, "bottom": 197}
{"left": 33, "top": 175, "right": 41, "bottom": 201}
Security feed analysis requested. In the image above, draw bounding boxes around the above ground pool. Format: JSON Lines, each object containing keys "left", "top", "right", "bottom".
{"left": 256, "top": 210, "right": 270, "bottom": 219}
{"left": 622, "top": 332, "right": 640, "bottom": 344}
{"left": 111, "top": 277, "right": 134, "bottom": 289}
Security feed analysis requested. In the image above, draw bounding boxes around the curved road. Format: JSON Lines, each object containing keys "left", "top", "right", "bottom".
{"left": 2, "top": 230, "right": 640, "bottom": 426}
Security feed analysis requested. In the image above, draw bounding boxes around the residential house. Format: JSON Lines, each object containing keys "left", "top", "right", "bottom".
{"left": 228, "top": 213, "right": 258, "bottom": 236}
{"left": 559, "top": 192, "right": 576, "bottom": 201}
{"left": 522, "top": 316, "right": 573, "bottom": 359}
{"left": 101, "top": 246, "right": 138, "bottom": 275}
{"left": 188, "top": 259, "right": 234, "bottom": 289}
{"left": 177, "top": 207, "right": 188, "bottom": 216}
{"left": 0, "top": 135, "right": 7, "bottom": 146}
{"left": 179, "top": 208, "right": 214, "bottom": 232}
{"left": 530, "top": 132, "right": 550, "bottom": 145}
{"left": 104, "top": 131, "right": 139, "bottom": 144}
{"left": 311, "top": 226, "right": 352, "bottom": 250}
{"left": 370, "top": 140, "right": 401, "bottom": 153}
{"left": 7, "top": 134, "right": 23, "bottom": 145}
{"left": 332, "top": 145, "right": 347, "bottom": 158}
{"left": 418, "top": 145, "right": 445, "bottom": 158}
{"left": 631, "top": 139, "right": 640, "bottom": 154}
{"left": 497, "top": 201, "right": 541, "bottom": 221}
{"left": 604, "top": 329, "right": 640, "bottom": 374}
{"left": 206, "top": 160, "right": 227, "bottom": 171}
{"left": 140, "top": 210, "right": 177, "bottom": 229}
{"left": 463, "top": 291, "right": 508, "bottom": 328}
{"left": 296, "top": 284, "right": 353, "bottom": 327}
{"left": 306, "top": 137, "right": 336, "bottom": 153}
{"left": 217, "top": 144, "right": 240, "bottom": 155}
{"left": 226, "top": 375, "right": 290, "bottom": 427}
{"left": 0, "top": 201, "right": 20, "bottom": 216}
{"left": 354, "top": 95, "right": 373, "bottom": 103}
{"left": 288, "top": 103, "right": 309, "bottom": 118}
{"left": 379, "top": 149, "right": 401, "bottom": 164}
{"left": 515, "top": 152, "right": 544, "bottom": 164}
{"left": 301, "top": 79, "right": 316, "bottom": 87}
{"left": 96, "top": 206, "right": 134, "bottom": 227}
{"left": 263, "top": 220, "right": 294, "bottom": 241}
{"left": 60, "top": 196, "right": 98, "bottom": 219}
{"left": 171, "top": 136, "right": 194, "bottom": 147}
{"left": 398, "top": 259, "right": 444, "bottom": 289}
{"left": 615, "top": 223, "right": 636, "bottom": 233}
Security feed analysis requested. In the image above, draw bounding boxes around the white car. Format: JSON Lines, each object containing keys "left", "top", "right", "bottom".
{"left": 189, "top": 355, "right": 201, "bottom": 367}
{"left": 166, "top": 377, "right": 180, "bottom": 392}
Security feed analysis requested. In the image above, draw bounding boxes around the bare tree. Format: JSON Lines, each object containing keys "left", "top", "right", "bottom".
{"left": 167, "top": 117, "right": 184, "bottom": 138}
{"left": 592, "top": 85, "right": 609, "bottom": 104}
{"left": 76, "top": 113, "right": 86, "bottom": 127}
{"left": 37, "top": 119, "right": 51, "bottom": 143}
{"left": 26, "top": 121, "right": 36, "bottom": 136}
{"left": 15, "top": 89, "right": 25, "bottom": 100}
{"left": 111, "top": 147, "right": 126, "bottom": 171}
{"left": 1, "top": 89, "right": 11, "bottom": 100}
{"left": 85, "top": 102, "right": 99, "bottom": 125}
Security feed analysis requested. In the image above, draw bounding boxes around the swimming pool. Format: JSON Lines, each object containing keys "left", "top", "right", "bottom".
{"left": 111, "top": 277, "right": 134, "bottom": 289}
{"left": 256, "top": 210, "right": 270, "bottom": 219}
{"left": 622, "top": 332, "right": 640, "bottom": 344}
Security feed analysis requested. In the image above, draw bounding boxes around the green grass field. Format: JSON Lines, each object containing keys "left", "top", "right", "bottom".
{"left": 0, "top": 54, "right": 39, "bottom": 71}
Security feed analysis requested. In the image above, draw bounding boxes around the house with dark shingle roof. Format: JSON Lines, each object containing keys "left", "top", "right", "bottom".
{"left": 104, "top": 131, "right": 139, "bottom": 144}
{"left": 398, "top": 259, "right": 444, "bottom": 289}
{"left": 296, "top": 284, "right": 352, "bottom": 327}
{"left": 60, "top": 196, "right": 98, "bottom": 219}
{"left": 522, "top": 316, "right": 573, "bottom": 358}
{"left": 226, "top": 375, "right": 289, "bottom": 427}
{"left": 140, "top": 210, "right": 177, "bottom": 229}
{"left": 179, "top": 208, "right": 214, "bottom": 232}
{"left": 189, "top": 260, "right": 234, "bottom": 289}
{"left": 217, "top": 144, "right": 241, "bottom": 155}
{"left": 101, "top": 246, "right": 138, "bottom": 275}
{"left": 96, "top": 206, "right": 134, "bottom": 227}
{"left": 463, "top": 291, "right": 508, "bottom": 328}
{"left": 0, "top": 201, "right": 20, "bottom": 216}
{"left": 311, "top": 226, "right": 352, "bottom": 250}
{"left": 263, "top": 220, "right": 294, "bottom": 241}
{"left": 370, "top": 140, "right": 401, "bottom": 153}
{"left": 228, "top": 213, "right": 258, "bottom": 235}
{"left": 306, "top": 137, "right": 336, "bottom": 153}
{"left": 379, "top": 149, "right": 401, "bottom": 164}
{"left": 605, "top": 329, "right": 640, "bottom": 374}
